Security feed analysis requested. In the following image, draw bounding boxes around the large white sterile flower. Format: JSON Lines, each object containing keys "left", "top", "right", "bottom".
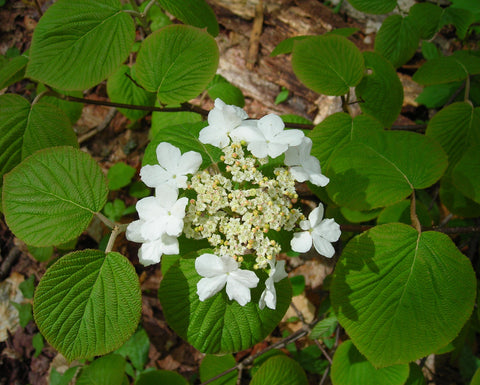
{"left": 284, "top": 137, "right": 329, "bottom": 187}
{"left": 259, "top": 259, "right": 288, "bottom": 310}
{"left": 140, "top": 142, "right": 202, "bottom": 190}
{"left": 195, "top": 253, "right": 260, "bottom": 306}
{"left": 290, "top": 204, "right": 341, "bottom": 258}
{"left": 231, "top": 114, "right": 304, "bottom": 158}
{"left": 199, "top": 98, "right": 250, "bottom": 148}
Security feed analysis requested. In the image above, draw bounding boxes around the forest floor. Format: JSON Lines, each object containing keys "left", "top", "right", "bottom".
{"left": 0, "top": 0, "right": 468, "bottom": 384}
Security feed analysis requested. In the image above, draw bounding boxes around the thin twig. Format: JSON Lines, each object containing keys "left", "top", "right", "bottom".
{"left": 0, "top": 247, "right": 22, "bottom": 280}
{"left": 319, "top": 365, "right": 330, "bottom": 385}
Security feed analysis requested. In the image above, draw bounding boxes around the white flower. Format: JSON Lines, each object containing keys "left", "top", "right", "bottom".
{"left": 290, "top": 204, "right": 341, "bottom": 258}
{"left": 140, "top": 142, "right": 202, "bottom": 190}
{"left": 126, "top": 185, "right": 188, "bottom": 266}
{"left": 199, "top": 98, "right": 250, "bottom": 148}
{"left": 284, "top": 137, "right": 330, "bottom": 187}
{"left": 259, "top": 260, "right": 288, "bottom": 310}
{"left": 195, "top": 253, "right": 259, "bottom": 306}
{"left": 231, "top": 114, "right": 304, "bottom": 158}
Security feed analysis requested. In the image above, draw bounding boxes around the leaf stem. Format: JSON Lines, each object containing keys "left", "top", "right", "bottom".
{"left": 410, "top": 192, "right": 422, "bottom": 233}
{"left": 32, "top": 90, "right": 49, "bottom": 105}
{"left": 105, "top": 224, "right": 128, "bottom": 253}
{"left": 95, "top": 212, "right": 117, "bottom": 229}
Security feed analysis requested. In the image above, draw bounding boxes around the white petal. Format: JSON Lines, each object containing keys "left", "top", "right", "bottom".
{"left": 313, "top": 218, "right": 341, "bottom": 242}
{"left": 284, "top": 145, "right": 301, "bottom": 166}
{"left": 170, "top": 197, "right": 188, "bottom": 219}
{"left": 160, "top": 234, "right": 180, "bottom": 255}
{"left": 247, "top": 142, "right": 269, "bottom": 158}
{"left": 309, "top": 173, "right": 330, "bottom": 187}
{"left": 173, "top": 175, "right": 188, "bottom": 189}
{"left": 259, "top": 283, "right": 276, "bottom": 310}
{"left": 267, "top": 142, "right": 288, "bottom": 158}
{"left": 258, "top": 114, "right": 284, "bottom": 138}
{"left": 126, "top": 220, "right": 146, "bottom": 243}
{"left": 275, "top": 129, "right": 304, "bottom": 147}
{"left": 156, "top": 142, "right": 181, "bottom": 171}
{"left": 164, "top": 216, "right": 184, "bottom": 237}
{"left": 226, "top": 270, "right": 259, "bottom": 306}
{"left": 140, "top": 218, "right": 166, "bottom": 241}
{"left": 272, "top": 260, "right": 288, "bottom": 282}
{"left": 299, "top": 219, "right": 311, "bottom": 231}
{"left": 155, "top": 184, "right": 178, "bottom": 208}
{"left": 177, "top": 151, "right": 203, "bottom": 176}
{"left": 308, "top": 205, "right": 325, "bottom": 228}
{"left": 199, "top": 124, "right": 228, "bottom": 148}
{"left": 312, "top": 236, "right": 336, "bottom": 258}
{"left": 136, "top": 196, "right": 165, "bottom": 219}
{"left": 195, "top": 253, "right": 228, "bottom": 277}
{"left": 229, "top": 269, "right": 259, "bottom": 288}
{"left": 289, "top": 166, "right": 309, "bottom": 182}
{"left": 140, "top": 164, "right": 170, "bottom": 188}
{"left": 138, "top": 240, "right": 163, "bottom": 266}
{"left": 291, "top": 231, "right": 313, "bottom": 253}
{"left": 197, "top": 275, "right": 227, "bottom": 301}
{"left": 231, "top": 124, "right": 263, "bottom": 144}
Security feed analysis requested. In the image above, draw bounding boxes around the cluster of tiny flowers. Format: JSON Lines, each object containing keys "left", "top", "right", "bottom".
{"left": 127, "top": 99, "right": 341, "bottom": 310}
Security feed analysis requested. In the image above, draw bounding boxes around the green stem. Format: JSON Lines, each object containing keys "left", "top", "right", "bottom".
{"left": 32, "top": 90, "right": 49, "bottom": 105}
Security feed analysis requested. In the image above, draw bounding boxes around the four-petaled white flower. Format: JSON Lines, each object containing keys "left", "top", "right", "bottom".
{"left": 284, "top": 137, "right": 330, "bottom": 187}
{"left": 199, "top": 98, "right": 251, "bottom": 148}
{"left": 231, "top": 114, "right": 304, "bottom": 158}
{"left": 126, "top": 185, "right": 188, "bottom": 266}
{"left": 195, "top": 253, "right": 260, "bottom": 306}
{"left": 259, "top": 259, "right": 288, "bottom": 310}
{"left": 290, "top": 204, "right": 341, "bottom": 258}
{"left": 140, "top": 142, "right": 202, "bottom": 190}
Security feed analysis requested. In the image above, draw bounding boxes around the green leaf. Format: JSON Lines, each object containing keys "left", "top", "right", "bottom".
{"left": 0, "top": 54, "right": 28, "bottom": 89}
{"left": 136, "top": 25, "right": 219, "bottom": 105}
{"left": 308, "top": 113, "right": 383, "bottom": 168}
{"left": 347, "top": 0, "right": 396, "bottom": 14}
{"left": 33, "top": 250, "right": 142, "bottom": 361}
{"left": 11, "top": 302, "right": 33, "bottom": 327}
{"left": 207, "top": 75, "right": 245, "bottom": 107}
{"left": 275, "top": 87, "right": 289, "bottom": 105}
{"left": 3, "top": 146, "right": 108, "bottom": 247}
{"left": 26, "top": 0, "right": 135, "bottom": 90}
{"left": 136, "top": 370, "right": 188, "bottom": 385}
{"left": 472, "top": 367, "right": 480, "bottom": 385}
{"left": 270, "top": 36, "right": 310, "bottom": 57}
{"left": 452, "top": 50, "right": 480, "bottom": 75}
{"left": 290, "top": 275, "right": 305, "bottom": 296}
{"left": 107, "top": 65, "right": 156, "bottom": 121}
{"left": 326, "top": 130, "right": 448, "bottom": 210}
{"left": 331, "top": 340, "right": 410, "bottom": 385}
{"left": 28, "top": 245, "right": 54, "bottom": 262}
{"left": 292, "top": 34, "right": 364, "bottom": 96}
{"left": 150, "top": 104, "right": 202, "bottom": 140}
{"left": 415, "top": 82, "right": 463, "bottom": 108}
{"left": 355, "top": 51, "right": 404, "bottom": 127}
{"left": 32, "top": 333, "right": 44, "bottom": 358}
{"left": 50, "top": 367, "right": 80, "bottom": 385}
{"left": 405, "top": 363, "right": 427, "bottom": 385}
{"left": 250, "top": 355, "right": 308, "bottom": 385}
{"left": 158, "top": 253, "right": 291, "bottom": 354}
{"left": 421, "top": 41, "right": 441, "bottom": 60}
{"left": 37, "top": 84, "right": 84, "bottom": 124}
{"left": 413, "top": 56, "right": 469, "bottom": 85}
{"left": 374, "top": 15, "right": 420, "bottom": 68}
{"left": 281, "top": 114, "right": 312, "bottom": 125}
{"left": 451, "top": 0, "right": 480, "bottom": 20}
{"left": 331, "top": 224, "right": 477, "bottom": 367}
{"left": 408, "top": 3, "right": 442, "bottom": 40}
{"left": 310, "top": 315, "right": 337, "bottom": 340}
{"left": 157, "top": 0, "right": 219, "bottom": 36}
{"left": 19, "top": 275, "right": 35, "bottom": 299}
{"left": 440, "top": 175, "right": 480, "bottom": 218}
{"left": 107, "top": 162, "right": 136, "bottom": 190}
{"left": 76, "top": 354, "right": 126, "bottom": 385}
{"left": 452, "top": 145, "right": 480, "bottom": 204}
{"left": 144, "top": 121, "right": 222, "bottom": 169}
{"left": 200, "top": 354, "right": 238, "bottom": 385}
{"left": 140, "top": 1, "right": 171, "bottom": 31}
{"left": 426, "top": 102, "right": 480, "bottom": 171}
{"left": 376, "top": 199, "right": 432, "bottom": 227}
{"left": 340, "top": 207, "right": 382, "bottom": 223}
{"left": 0, "top": 94, "right": 78, "bottom": 191}
{"left": 115, "top": 327, "right": 150, "bottom": 371}
{"left": 440, "top": 6, "right": 475, "bottom": 39}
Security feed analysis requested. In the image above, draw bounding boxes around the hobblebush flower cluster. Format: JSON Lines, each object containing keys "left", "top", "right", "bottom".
{"left": 127, "top": 99, "right": 341, "bottom": 309}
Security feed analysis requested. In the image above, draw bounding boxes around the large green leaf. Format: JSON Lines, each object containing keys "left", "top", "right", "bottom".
{"left": 157, "top": 0, "right": 219, "bottom": 36}
{"left": 326, "top": 130, "right": 448, "bottom": 210}
{"left": 331, "top": 224, "right": 476, "bottom": 367}
{"left": 374, "top": 15, "right": 420, "bottom": 68}
{"left": 26, "top": 0, "right": 135, "bottom": 90}
{"left": 440, "top": 6, "right": 475, "bottom": 39}
{"left": 37, "top": 84, "right": 84, "bottom": 124}
{"left": 250, "top": 355, "right": 308, "bottom": 385}
{"left": 413, "top": 56, "right": 469, "bottom": 86}
{"left": 136, "top": 370, "right": 188, "bottom": 385}
{"left": 136, "top": 25, "right": 219, "bottom": 105}
{"left": 106, "top": 64, "right": 156, "bottom": 121}
{"left": 452, "top": 145, "right": 480, "bottom": 204}
{"left": 34, "top": 250, "right": 142, "bottom": 361}
{"left": 331, "top": 340, "right": 409, "bottom": 385}
{"left": 150, "top": 102, "right": 202, "bottom": 139}
{"left": 144, "top": 121, "right": 222, "bottom": 169}
{"left": 308, "top": 113, "right": 383, "bottom": 168}
{"left": 408, "top": 3, "right": 442, "bottom": 40}
{"left": 426, "top": 102, "right": 480, "bottom": 171}
{"left": 158, "top": 253, "right": 291, "bottom": 354}
{"left": 355, "top": 51, "right": 404, "bottom": 127}
{"left": 76, "top": 354, "right": 126, "bottom": 385}
{"left": 292, "top": 34, "right": 364, "bottom": 96}
{"left": 200, "top": 355, "right": 237, "bottom": 385}
{"left": 405, "top": 363, "right": 427, "bottom": 385}
{"left": 440, "top": 175, "right": 480, "bottom": 218}
{"left": 0, "top": 54, "right": 28, "bottom": 89}
{"left": 207, "top": 75, "right": 245, "bottom": 108}
{"left": 3, "top": 146, "right": 108, "bottom": 246}
{"left": 0, "top": 94, "right": 78, "bottom": 190}
{"left": 347, "top": 0, "right": 396, "bottom": 14}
